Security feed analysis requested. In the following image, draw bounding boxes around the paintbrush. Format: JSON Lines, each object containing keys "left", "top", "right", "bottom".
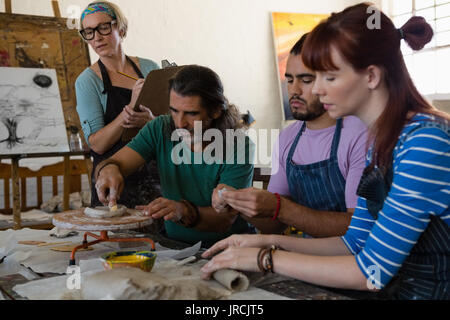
{"left": 117, "top": 71, "right": 139, "bottom": 81}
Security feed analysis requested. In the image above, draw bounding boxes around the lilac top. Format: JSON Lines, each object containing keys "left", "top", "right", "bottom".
{"left": 268, "top": 116, "right": 368, "bottom": 209}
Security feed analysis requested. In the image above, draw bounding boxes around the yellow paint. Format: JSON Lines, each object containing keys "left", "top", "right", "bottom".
{"left": 106, "top": 255, "right": 147, "bottom": 263}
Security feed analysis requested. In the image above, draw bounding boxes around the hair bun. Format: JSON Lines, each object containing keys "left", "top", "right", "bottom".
{"left": 401, "top": 16, "right": 434, "bottom": 50}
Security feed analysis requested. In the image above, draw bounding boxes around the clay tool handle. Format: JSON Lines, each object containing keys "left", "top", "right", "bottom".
{"left": 17, "top": 241, "right": 46, "bottom": 245}
{"left": 38, "top": 241, "right": 72, "bottom": 247}
{"left": 176, "top": 255, "right": 197, "bottom": 266}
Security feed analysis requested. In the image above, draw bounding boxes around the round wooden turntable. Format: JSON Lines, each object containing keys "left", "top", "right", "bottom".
{"left": 52, "top": 208, "right": 153, "bottom": 231}
{"left": 52, "top": 208, "right": 156, "bottom": 265}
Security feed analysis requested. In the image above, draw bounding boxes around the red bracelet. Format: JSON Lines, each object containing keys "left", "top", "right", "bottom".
{"left": 272, "top": 193, "right": 281, "bottom": 221}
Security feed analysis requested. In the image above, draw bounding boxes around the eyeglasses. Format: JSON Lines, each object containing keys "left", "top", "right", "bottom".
{"left": 79, "top": 21, "right": 117, "bottom": 40}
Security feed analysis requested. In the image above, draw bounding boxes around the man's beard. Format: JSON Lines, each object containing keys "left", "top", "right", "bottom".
{"left": 290, "top": 96, "right": 326, "bottom": 121}
{"left": 175, "top": 119, "right": 213, "bottom": 145}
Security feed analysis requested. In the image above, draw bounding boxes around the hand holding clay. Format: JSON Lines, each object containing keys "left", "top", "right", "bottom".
{"left": 95, "top": 164, "right": 124, "bottom": 206}
{"left": 219, "top": 187, "right": 279, "bottom": 219}
{"left": 136, "top": 197, "right": 187, "bottom": 223}
{"left": 212, "top": 184, "right": 235, "bottom": 214}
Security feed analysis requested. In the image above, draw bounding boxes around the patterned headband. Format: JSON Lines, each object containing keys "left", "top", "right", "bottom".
{"left": 81, "top": 3, "right": 117, "bottom": 22}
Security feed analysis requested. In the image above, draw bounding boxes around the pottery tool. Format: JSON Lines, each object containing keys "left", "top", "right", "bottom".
{"left": 117, "top": 71, "right": 138, "bottom": 81}
{"left": 37, "top": 241, "right": 72, "bottom": 247}
{"left": 176, "top": 255, "right": 196, "bottom": 266}
{"left": 51, "top": 245, "right": 93, "bottom": 252}
{"left": 18, "top": 241, "right": 46, "bottom": 245}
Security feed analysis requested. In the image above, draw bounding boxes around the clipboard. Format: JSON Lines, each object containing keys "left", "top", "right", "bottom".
{"left": 121, "top": 64, "right": 184, "bottom": 142}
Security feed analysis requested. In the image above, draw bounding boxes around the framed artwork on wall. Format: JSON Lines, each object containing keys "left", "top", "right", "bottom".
{"left": 271, "top": 12, "right": 328, "bottom": 122}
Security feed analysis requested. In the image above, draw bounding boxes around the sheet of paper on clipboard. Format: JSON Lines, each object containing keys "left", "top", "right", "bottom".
{"left": 121, "top": 60, "right": 184, "bottom": 142}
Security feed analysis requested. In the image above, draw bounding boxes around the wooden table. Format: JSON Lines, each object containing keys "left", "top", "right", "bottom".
{"left": 0, "top": 232, "right": 375, "bottom": 300}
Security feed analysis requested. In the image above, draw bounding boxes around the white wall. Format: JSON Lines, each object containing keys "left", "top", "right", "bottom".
{"left": 1, "top": 0, "right": 379, "bottom": 134}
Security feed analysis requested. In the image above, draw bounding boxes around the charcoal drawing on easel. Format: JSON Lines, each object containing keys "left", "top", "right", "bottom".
{"left": 0, "top": 67, "right": 70, "bottom": 155}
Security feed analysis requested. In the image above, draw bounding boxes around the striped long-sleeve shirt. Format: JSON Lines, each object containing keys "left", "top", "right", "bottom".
{"left": 342, "top": 113, "right": 450, "bottom": 289}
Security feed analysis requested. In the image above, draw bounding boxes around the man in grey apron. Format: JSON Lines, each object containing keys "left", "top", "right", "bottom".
{"left": 212, "top": 34, "right": 368, "bottom": 237}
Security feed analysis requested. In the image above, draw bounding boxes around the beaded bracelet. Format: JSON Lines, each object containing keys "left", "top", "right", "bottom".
{"left": 257, "top": 247, "right": 269, "bottom": 274}
{"left": 257, "top": 245, "right": 278, "bottom": 274}
{"left": 266, "top": 245, "right": 277, "bottom": 273}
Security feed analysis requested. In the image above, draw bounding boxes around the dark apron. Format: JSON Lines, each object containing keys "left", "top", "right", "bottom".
{"left": 356, "top": 164, "right": 450, "bottom": 300}
{"left": 286, "top": 119, "right": 347, "bottom": 237}
{"left": 90, "top": 56, "right": 161, "bottom": 208}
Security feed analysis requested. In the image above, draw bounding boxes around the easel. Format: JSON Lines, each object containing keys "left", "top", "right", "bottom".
{"left": 2, "top": 0, "right": 93, "bottom": 229}
{"left": 5, "top": 0, "right": 60, "bottom": 16}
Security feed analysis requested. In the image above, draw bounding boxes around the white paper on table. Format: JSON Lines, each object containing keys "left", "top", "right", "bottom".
{"left": 11, "top": 241, "right": 204, "bottom": 300}
{"left": 3, "top": 229, "right": 113, "bottom": 274}
{"left": 79, "top": 258, "right": 103, "bottom": 273}
{"left": 1, "top": 228, "right": 202, "bottom": 276}
{"left": 0, "top": 230, "right": 37, "bottom": 278}
{"left": 13, "top": 273, "right": 69, "bottom": 300}
{"left": 13, "top": 269, "right": 101, "bottom": 300}
{"left": 169, "top": 241, "right": 201, "bottom": 260}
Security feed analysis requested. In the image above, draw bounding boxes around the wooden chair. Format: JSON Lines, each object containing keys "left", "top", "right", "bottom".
{"left": 0, "top": 158, "right": 91, "bottom": 229}
{"left": 252, "top": 167, "right": 271, "bottom": 190}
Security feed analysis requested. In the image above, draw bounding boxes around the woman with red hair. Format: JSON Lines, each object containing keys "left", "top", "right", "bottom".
{"left": 201, "top": 2, "right": 449, "bottom": 299}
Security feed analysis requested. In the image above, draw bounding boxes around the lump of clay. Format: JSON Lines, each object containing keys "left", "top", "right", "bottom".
{"left": 84, "top": 205, "right": 127, "bottom": 218}
{"left": 213, "top": 269, "right": 249, "bottom": 292}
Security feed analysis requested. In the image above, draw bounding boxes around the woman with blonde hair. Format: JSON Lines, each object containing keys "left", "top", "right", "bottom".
{"left": 75, "top": 1, "right": 161, "bottom": 208}
{"left": 201, "top": 3, "right": 449, "bottom": 299}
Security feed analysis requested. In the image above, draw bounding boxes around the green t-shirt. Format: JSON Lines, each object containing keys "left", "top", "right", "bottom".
{"left": 127, "top": 115, "right": 255, "bottom": 246}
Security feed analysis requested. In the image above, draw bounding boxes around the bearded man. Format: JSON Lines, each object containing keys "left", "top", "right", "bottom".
{"left": 95, "top": 65, "right": 255, "bottom": 246}
{"left": 212, "top": 34, "right": 368, "bottom": 237}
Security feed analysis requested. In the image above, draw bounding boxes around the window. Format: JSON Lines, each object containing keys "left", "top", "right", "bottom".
{"left": 384, "top": 0, "right": 450, "bottom": 95}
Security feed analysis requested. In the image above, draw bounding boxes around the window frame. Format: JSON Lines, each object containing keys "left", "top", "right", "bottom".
{"left": 383, "top": 0, "right": 450, "bottom": 98}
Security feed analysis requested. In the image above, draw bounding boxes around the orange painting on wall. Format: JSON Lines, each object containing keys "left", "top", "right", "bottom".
{"left": 271, "top": 12, "right": 328, "bottom": 120}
